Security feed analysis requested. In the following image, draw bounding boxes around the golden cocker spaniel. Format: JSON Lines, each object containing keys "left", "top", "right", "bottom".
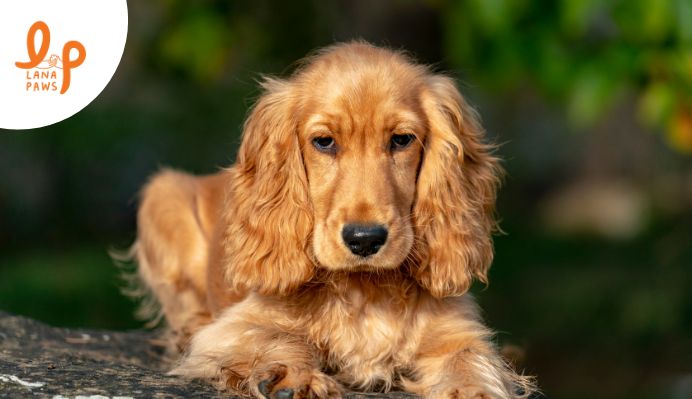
{"left": 132, "top": 42, "right": 535, "bottom": 399}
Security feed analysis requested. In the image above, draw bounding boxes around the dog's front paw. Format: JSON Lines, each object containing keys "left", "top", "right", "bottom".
{"left": 426, "top": 383, "right": 495, "bottom": 399}
{"left": 249, "top": 363, "right": 343, "bottom": 399}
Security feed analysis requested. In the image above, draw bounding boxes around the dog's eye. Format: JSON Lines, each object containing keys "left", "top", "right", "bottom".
{"left": 312, "top": 136, "right": 336, "bottom": 153}
{"left": 390, "top": 134, "right": 415, "bottom": 150}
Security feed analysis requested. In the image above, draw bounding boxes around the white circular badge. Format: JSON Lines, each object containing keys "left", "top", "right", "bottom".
{"left": 0, "top": 1, "right": 128, "bottom": 130}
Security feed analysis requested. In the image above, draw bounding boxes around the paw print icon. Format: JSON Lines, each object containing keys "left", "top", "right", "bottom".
{"left": 39, "top": 54, "right": 63, "bottom": 69}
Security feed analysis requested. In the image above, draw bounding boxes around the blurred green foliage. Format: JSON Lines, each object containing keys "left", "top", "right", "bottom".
{"left": 148, "top": 0, "right": 692, "bottom": 151}
{"left": 0, "top": 244, "right": 138, "bottom": 329}
{"left": 442, "top": 0, "right": 692, "bottom": 152}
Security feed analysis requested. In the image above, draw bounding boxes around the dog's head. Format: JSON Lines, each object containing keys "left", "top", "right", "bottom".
{"left": 222, "top": 42, "right": 500, "bottom": 298}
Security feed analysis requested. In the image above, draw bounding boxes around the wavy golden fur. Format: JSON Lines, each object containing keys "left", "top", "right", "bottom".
{"left": 132, "top": 42, "right": 535, "bottom": 399}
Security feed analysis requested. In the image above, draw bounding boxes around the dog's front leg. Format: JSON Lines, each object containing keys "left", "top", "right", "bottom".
{"left": 402, "top": 298, "right": 534, "bottom": 399}
{"left": 171, "top": 298, "right": 343, "bottom": 399}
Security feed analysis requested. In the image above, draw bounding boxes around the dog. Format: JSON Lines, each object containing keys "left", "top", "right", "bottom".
{"left": 131, "top": 41, "right": 535, "bottom": 399}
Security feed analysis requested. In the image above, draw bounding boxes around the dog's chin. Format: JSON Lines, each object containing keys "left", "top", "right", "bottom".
{"left": 351, "top": 259, "right": 401, "bottom": 271}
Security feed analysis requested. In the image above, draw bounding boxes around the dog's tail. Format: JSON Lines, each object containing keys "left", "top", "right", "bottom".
{"left": 110, "top": 241, "right": 163, "bottom": 328}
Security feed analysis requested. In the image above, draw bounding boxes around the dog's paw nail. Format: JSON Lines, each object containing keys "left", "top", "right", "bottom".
{"left": 274, "top": 388, "right": 294, "bottom": 399}
{"left": 259, "top": 380, "right": 274, "bottom": 397}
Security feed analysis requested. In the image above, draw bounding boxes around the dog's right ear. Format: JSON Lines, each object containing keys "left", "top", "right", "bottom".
{"left": 221, "top": 78, "right": 315, "bottom": 296}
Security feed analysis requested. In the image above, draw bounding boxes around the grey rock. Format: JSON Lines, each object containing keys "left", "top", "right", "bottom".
{"left": 0, "top": 312, "right": 416, "bottom": 399}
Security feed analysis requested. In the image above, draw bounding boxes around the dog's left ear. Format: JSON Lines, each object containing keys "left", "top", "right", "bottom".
{"left": 221, "top": 77, "right": 315, "bottom": 296}
{"left": 412, "top": 75, "right": 502, "bottom": 297}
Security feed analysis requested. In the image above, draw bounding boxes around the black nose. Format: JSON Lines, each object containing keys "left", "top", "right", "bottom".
{"left": 341, "top": 224, "right": 388, "bottom": 257}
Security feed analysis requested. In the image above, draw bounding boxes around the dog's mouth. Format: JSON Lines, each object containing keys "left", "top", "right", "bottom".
{"left": 318, "top": 238, "right": 412, "bottom": 272}
{"left": 315, "top": 255, "right": 402, "bottom": 272}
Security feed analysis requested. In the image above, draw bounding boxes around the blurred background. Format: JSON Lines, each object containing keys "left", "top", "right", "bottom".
{"left": 1, "top": 1, "right": 691, "bottom": 398}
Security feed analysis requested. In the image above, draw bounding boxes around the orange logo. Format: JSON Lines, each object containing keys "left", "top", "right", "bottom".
{"left": 15, "top": 21, "right": 86, "bottom": 94}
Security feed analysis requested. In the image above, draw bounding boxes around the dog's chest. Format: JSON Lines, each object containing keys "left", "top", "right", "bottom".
{"left": 307, "top": 287, "right": 418, "bottom": 387}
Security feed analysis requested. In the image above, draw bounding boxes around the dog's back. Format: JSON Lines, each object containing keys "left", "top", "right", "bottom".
{"left": 134, "top": 169, "right": 226, "bottom": 349}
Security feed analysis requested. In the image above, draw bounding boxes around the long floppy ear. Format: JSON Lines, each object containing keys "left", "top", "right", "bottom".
{"left": 221, "top": 77, "right": 314, "bottom": 295}
{"left": 412, "top": 75, "right": 502, "bottom": 298}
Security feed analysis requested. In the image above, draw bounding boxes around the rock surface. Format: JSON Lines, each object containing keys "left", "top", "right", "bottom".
{"left": 0, "top": 312, "right": 415, "bottom": 399}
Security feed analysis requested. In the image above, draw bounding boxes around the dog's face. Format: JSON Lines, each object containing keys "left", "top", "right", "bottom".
{"left": 298, "top": 66, "right": 427, "bottom": 271}
{"left": 222, "top": 42, "right": 500, "bottom": 297}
